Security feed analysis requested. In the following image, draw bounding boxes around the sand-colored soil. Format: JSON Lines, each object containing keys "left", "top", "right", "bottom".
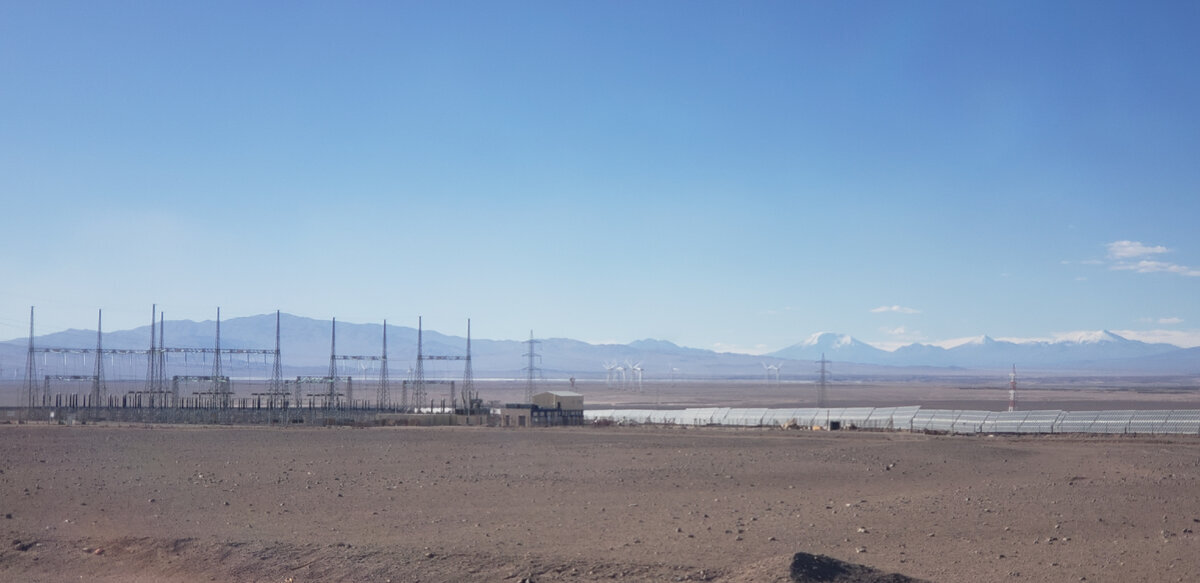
{"left": 1, "top": 424, "right": 1198, "bottom": 582}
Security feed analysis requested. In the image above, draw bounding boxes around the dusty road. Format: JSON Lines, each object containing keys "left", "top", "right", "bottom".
{"left": 1, "top": 424, "right": 1198, "bottom": 582}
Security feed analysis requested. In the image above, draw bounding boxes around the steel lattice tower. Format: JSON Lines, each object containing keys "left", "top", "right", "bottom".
{"left": 412, "top": 317, "right": 426, "bottom": 411}
{"left": 271, "top": 310, "right": 283, "bottom": 404}
{"left": 212, "top": 308, "right": 228, "bottom": 407}
{"left": 145, "top": 305, "right": 158, "bottom": 394}
{"left": 92, "top": 310, "right": 106, "bottom": 405}
{"left": 158, "top": 313, "right": 167, "bottom": 404}
{"left": 377, "top": 320, "right": 390, "bottom": 409}
{"left": 462, "top": 319, "right": 474, "bottom": 412}
{"left": 24, "top": 307, "right": 37, "bottom": 408}
{"left": 328, "top": 318, "right": 339, "bottom": 407}
{"left": 523, "top": 330, "right": 541, "bottom": 403}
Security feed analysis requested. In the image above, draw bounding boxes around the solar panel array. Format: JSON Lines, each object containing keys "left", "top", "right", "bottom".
{"left": 584, "top": 406, "right": 1200, "bottom": 435}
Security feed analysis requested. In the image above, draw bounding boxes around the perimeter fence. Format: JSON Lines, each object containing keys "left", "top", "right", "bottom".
{"left": 584, "top": 407, "right": 1200, "bottom": 436}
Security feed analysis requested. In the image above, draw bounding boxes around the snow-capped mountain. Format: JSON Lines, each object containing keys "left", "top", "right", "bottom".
{"left": 766, "top": 330, "right": 1184, "bottom": 370}
{"left": 1, "top": 315, "right": 1195, "bottom": 382}
{"left": 768, "top": 332, "right": 891, "bottom": 362}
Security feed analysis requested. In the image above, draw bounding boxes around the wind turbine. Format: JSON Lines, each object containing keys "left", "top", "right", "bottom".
{"left": 603, "top": 361, "right": 618, "bottom": 388}
{"left": 762, "top": 362, "right": 782, "bottom": 386}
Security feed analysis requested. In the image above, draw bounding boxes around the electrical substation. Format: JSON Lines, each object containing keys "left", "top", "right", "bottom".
{"left": 15, "top": 306, "right": 482, "bottom": 426}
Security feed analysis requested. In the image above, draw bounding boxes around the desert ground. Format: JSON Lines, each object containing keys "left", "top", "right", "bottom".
{"left": 2, "top": 420, "right": 1198, "bottom": 583}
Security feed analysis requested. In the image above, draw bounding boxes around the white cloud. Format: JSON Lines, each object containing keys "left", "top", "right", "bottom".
{"left": 1107, "top": 240, "right": 1169, "bottom": 259}
{"left": 1111, "top": 260, "right": 1200, "bottom": 277}
{"left": 870, "top": 305, "right": 920, "bottom": 314}
{"left": 881, "top": 326, "right": 907, "bottom": 336}
{"left": 1138, "top": 317, "right": 1184, "bottom": 325}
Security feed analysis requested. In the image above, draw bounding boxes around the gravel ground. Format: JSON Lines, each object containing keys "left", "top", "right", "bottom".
{"left": 1, "top": 423, "right": 1198, "bottom": 582}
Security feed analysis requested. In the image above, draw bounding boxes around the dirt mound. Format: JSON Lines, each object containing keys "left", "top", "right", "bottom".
{"left": 790, "top": 552, "right": 929, "bottom": 583}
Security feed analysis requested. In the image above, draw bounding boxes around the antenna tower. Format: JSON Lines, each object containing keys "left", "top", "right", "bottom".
{"left": 816, "top": 353, "right": 830, "bottom": 408}
{"left": 523, "top": 330, "right": 541, "bottom": 403}
{"left": 1008, "top": 364, "right": 1017, "bottom": 412}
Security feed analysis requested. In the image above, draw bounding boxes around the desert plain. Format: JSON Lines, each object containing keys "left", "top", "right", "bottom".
{"left": 1, "top": 379, "right": 1199, "bottom": 582}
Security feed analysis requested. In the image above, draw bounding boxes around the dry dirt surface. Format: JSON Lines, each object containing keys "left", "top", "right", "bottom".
{"left": 1, "top": 424, "right": 1198, "bottom": 582}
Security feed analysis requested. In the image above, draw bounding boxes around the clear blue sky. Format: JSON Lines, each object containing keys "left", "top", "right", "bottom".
{"left": 3, "top": 1, "right": 1199, "bottom": 351}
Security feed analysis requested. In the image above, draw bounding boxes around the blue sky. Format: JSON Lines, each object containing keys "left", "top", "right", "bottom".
{"left": 3, "top": 1, "right": 1199, "bottom": 352}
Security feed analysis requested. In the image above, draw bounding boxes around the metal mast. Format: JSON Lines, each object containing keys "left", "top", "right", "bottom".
{"left": 412, "top": 317, "right": 426, "bottom": 411}
{"left": 145, "top": 304, "right": 157, "bottom": 393}
{"left": 92, "top": 309, "right": 106, "bottom": 405}
{"left": 816, "top": 353, "right": 830, "bottom": 408}
{"left": 328, "top": 318, "right": 338, "bottom": 407}
{"left": 523, "top": 330, "right": 541, "bottom": 403}
{"left": 213, "top": 308, "right": 226, "bottom": 407}
{"left": 378, "top": 320, "right": 390, "bottom": 409}
{"left": 271, "top": 310, "right": 283, "bottom": 404}
{"left": 159, "top": 313, "right": 168, "bottom": 404}
{"left": 24, "top": 306, "right": 36, "bottom": 408}
{"left": 462, "top": 319, "right": 474, "bottom": 412}
{"left": 1008, "top": 364, "right": 1018, "bottom": 412}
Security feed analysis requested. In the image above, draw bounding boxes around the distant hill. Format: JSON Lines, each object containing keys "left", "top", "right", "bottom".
{"left": 1, "top": 314, "right": 1197, "bottom": 381}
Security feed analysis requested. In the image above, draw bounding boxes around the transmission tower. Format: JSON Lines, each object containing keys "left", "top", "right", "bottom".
{"left": 145, "top": 304, "right": 158, "bottom": 393}
{"left": 523, "top": 330, "right": 541, "bottom": 403}
{"left": 212, "top": 308, "right": 229, "bottom": 407}
{"left": 271, "top": 310, "right": 283, "bottom": 404}
{"left": 377, "top": 320, "right": 390, "bottom": 409}
{"left": 24, "top": 306, "right": 36, "bottom": 408}
{"left": 816, "top": 352, "right": 830, "bottom": 408}
{"left": 328, "top": 318, "right": 339, "bottom": 406}
{"left": 92, "top": 310, "right": 106, "bottom": 404}
{"left": 412, "top": 317, "right": 426, "bottom": 411}
{"left": 462, "top": 319, "right": 474, "bottom": 412}
{"left": 411, "top": 318, "right": 472, "bottom": 412}
{"left": 158, "top": 312, "right": 166, "bottom": 401}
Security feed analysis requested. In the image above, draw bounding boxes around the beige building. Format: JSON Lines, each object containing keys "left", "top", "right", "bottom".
{"left": 532, "top": 391, "right": 583, "bottom": 410}
{"left": 500, "top": 391, "right": 584, "bottom": 427}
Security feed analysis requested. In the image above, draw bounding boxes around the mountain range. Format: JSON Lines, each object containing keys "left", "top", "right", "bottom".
{"left": 1, "top": 314, "right": 1197, "bottom": 381}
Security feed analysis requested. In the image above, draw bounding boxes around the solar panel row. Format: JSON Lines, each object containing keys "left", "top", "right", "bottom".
{"left": 584, "top": 407, "right": 1200, "bottom": 435}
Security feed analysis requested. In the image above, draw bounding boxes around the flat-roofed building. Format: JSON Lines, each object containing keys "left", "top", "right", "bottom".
{"left": 500, "top": 391, "right": 584, "bottom": 427}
